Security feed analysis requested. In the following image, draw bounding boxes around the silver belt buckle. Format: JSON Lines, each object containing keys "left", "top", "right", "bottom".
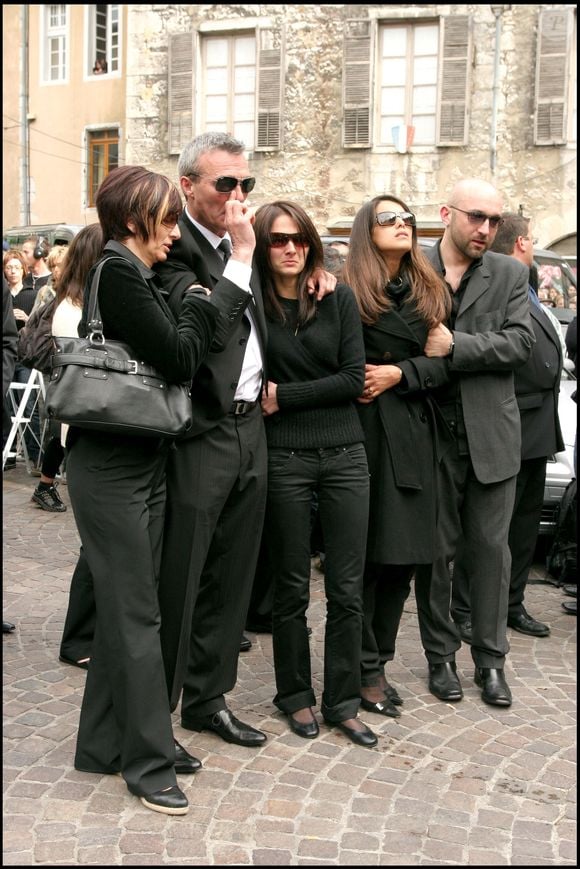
{"left": 232, "top": 401, "right": 246, "bottom": 415}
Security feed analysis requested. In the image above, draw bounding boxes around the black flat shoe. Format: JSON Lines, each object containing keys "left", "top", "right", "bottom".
{"left": 287, "top": 713, "right": 319, "bottom": 739}
{"left": 3, "top": 621, "right": 16, "bottom": 634}
{"left": 474, "top": 667, "right": 512, "bottom": 707}
{"left": 59, "top": 655, "right": 90, "bottom": 670}
{"left": 181, "top": 708, "right": 267, "bottom": 747}
{"left": 174, "top": 739, "right": 202, "bottom": 774}
{"left": 239, "top": 633, "right": 252, "bottom": 652}
{"left": 384, "top": 681, "right": 402, "bottom": 706}
{"left": 324, "top": 718, "right": 378, "bottom": 747}
{"left": 139, "top": 784, "right": 189, "bottom": 816}
{"left": 428, "top": 662, "right": 463, "bottom": 701}
{"left": 360, "top": 697, "right": 400, "bottom": 718}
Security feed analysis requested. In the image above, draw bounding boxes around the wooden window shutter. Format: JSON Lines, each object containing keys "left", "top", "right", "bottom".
{"left": 343, "top": 19, "right": 372, "bottom": 148}
{"left": 256, "top": 27, "right": 283, "bottom": 151}
{"left": 534, "top": 8, "right": 573, "bottom": 145}
{"left": 436, "top": 15, "right": 471, "bottom": 146}
{"left": 168, "top": 32, "right": 194, "bottom": 155}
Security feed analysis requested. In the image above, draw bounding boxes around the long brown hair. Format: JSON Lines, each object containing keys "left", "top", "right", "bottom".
{"left": 343, "top": 195, "right": 450, "bottom": 327}
{"left": 253, "top": 200, "right": 323, "bottom": 327}
{"left": 55, "top": 224, "right": 104, "bottom": 307}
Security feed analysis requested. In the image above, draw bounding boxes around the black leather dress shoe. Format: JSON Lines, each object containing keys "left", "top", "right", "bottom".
{"left": 239, "top": 633, "right": 252, "bottom": 652}
{"left": 428, "top": 662, "right": 463, "bottom": 701}
{"left": 455, "top": 618, "right": 473, "bottom": 644}
{"left": 59, "top": 655, "right": 90, "bottom": 670}
{"left": 3, "top": 621, "right": 16, "bottom": 634}
{"left": 181, "top": 708, "right": 267, "bottom": 747}
{"left": 384, "top": 680, "right": 402, "bottom": 706}
{"left": 324, "top": 718, "right": 378, "bottom": 748}
{"left": 287, "top": 713, "right": 319, "bottom": 739}
{"left": 360, "top": 697, "right": 401, "bottom": 718}
{"left": 174, "top": 739, "right": 202, "bottom": 774}
{"left": 507, "top": 610, "right": 550, "bottom": 637}
{"left": 562, "top": 600, "right": 577, "bottom": 615}
{"left": 562, "top": 584, "right": 577, "bottom": 598}
{"left": 139, "top": 784, "right": 189, "bottom": 815}
{"left": 474, "top": 667, "right": 512, "bottom": 706}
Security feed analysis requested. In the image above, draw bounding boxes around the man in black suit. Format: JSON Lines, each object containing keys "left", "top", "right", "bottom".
{"left": 156, "top": 133, "right": 334, "bottom": 750}
{"left": 415, "top": 179, "right": 534, "bottom": 708}
{"left": 452, "top": 212, "right": 564, "bottom": 640}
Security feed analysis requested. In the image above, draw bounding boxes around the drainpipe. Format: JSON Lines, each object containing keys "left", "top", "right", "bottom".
{"left": 20, "top": 4, "right": 30, "bottom": 224}
{"left": 490, "top": 6, "right": 510, "bottom": 178}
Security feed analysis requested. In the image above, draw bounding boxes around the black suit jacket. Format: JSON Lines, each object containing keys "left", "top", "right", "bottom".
{"left": 516, "top": 295, "right": 564, "bottom": 460}
{"left": 155, "top": 213, "right": 268, "bottom": 437}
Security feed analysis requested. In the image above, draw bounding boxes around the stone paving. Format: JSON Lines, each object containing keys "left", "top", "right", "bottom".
{"left": 2, "top": 461, "right": 577, "bottom": 866}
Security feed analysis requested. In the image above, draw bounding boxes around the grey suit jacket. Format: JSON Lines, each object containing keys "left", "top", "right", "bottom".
{"left": 424, "top": 245, "right": 535, "bottom": 484}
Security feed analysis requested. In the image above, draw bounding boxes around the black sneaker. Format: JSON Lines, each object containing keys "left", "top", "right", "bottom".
{"left": 31, "top": 484, "right": 67, "bottom": 513}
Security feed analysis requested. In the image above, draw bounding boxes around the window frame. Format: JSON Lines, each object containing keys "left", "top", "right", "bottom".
{"left": 86, "top": 127, "right": 120, "bottom": 208}
{"left": 85, "top": 3, "right": 122, "bottom": 79}
{"left": 41, "top": 4, "right": 69, "bottom": 85}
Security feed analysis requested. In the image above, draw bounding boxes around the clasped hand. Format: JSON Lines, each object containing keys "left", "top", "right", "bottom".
{"left": 424, "top": 323, "right": 453, "bottom": 357}
{"left": 358, "top": 363, "right": 402, "bottom": 403}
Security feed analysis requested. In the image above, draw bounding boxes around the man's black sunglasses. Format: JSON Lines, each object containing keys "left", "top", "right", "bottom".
{"left": 188, "top": 173, "right": 256, "bottom": 194}
{"left": 448, "top": 206, "right": 504, "bottom": 228}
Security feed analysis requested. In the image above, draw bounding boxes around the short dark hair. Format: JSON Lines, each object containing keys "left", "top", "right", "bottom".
{"left": 95, "top": 165, "right": 182, "bottom": 243}
{"left": 490, "top": 212, "right": 530, "bottom": 256}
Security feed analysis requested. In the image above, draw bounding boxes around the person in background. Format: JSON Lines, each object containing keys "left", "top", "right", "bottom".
{"left": 92, "top": 57, "right": 107, "bottom": 74}
{"left": 65, "top": 165, "right": 219, "bottom": 816}
{"left": 21, "top": 236, "right": 51, "bottom": 293}
{"left": 452, "top": 212, "right": 564, "bottom": 641}
{"left": 3, "top": 279, "right": 19, "bottom": 632}
{"left": 154, "top": 132, "right": 336, "bottom": 750}
{"left": 343, "top": 195, "right": 452, "bottom": 718}
{"left": 416, "top": 178, "right": 534, "bottom": 708}
{"left": 256, "top": 200, "right": 376, "bottom": 747}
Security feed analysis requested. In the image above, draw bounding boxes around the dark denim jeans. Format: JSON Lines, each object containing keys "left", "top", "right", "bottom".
{"left": 266, "top": 442, "right": 370, "bottom": 722}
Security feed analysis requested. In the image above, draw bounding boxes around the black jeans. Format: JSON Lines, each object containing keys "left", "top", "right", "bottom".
{"left": 266, "top": 443, "right": 369, "bottom": 722}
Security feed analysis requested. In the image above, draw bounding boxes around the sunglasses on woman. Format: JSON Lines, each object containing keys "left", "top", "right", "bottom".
{"left": 374, "top": 211, "right": 416, "bottom": 227}
{"left": 269, "top": 232, "right": 310, "bottom": 248}
{"left": 188, "top": 173, "right": 256, "bottom": 194}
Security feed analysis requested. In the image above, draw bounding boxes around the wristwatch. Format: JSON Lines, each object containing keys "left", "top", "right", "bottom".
{"left": 448, "top": 334, "right": 455, "bottom": 357}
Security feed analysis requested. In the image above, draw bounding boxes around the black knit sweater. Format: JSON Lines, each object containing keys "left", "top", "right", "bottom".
{"left": 264, "top": 283, "right": 365, "bottom": 449}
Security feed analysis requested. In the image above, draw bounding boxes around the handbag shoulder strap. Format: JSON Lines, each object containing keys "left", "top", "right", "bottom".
{"left": 86, "top": 256, "right": 128, "bottom": 340}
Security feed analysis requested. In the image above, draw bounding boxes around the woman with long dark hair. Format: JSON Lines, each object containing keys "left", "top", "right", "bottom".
{"left": 256, "top": 200, "right": 377, "bottom": 748}
{"left": 343, "top": 194, "right": 452, "bottom": 716}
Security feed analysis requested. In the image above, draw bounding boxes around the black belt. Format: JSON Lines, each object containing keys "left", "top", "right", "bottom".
{"left": 229, "top": 400, "right": 258, "bottom": 416}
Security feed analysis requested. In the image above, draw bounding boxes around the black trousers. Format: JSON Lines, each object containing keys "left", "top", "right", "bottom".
{"left": 266, "top": 443, "right": 369, "bottom": 722}
{"left": 67, "top": 432, "right": 176, "bottom": 796}
{"left": 414, "top": 448, "right": 516, "bottom": 669}
{"left": 452, "top": 456, "right": 547, "bottom": 621}
{"left": 59, "top": 547, "right": 95, "bottom": 662}
{"left": 158, "top": 406, "right": 267, "bottom": 717}
{"left": 360, "top": 563, "right": 413, "bottom": 687}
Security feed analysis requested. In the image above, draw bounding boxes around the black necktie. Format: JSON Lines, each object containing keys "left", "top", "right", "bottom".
{"left": 218, "top": 238, "right": 231, "bottom": 263}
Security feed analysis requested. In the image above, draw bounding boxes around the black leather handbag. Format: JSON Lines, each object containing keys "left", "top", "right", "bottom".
{"left": 45, "top": 257, "right": 192, "bottom": 438}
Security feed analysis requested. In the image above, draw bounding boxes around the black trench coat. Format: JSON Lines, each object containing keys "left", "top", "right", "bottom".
{"left": 358, "top": 301, "right": 453, "bottom": 565}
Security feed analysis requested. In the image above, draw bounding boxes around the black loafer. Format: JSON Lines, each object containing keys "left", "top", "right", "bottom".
{"left": 287, "top": 713, "right": 319, "bottom": 739}
{"left": 507, "top": 610, "right": 550, "bottom": 637}
{"left": 428, "top": 662, "right": 463, "bottom": 701}
{"left": 239, "top": 633, "right": 252, "bottom": 652}
{"left": 139, "top": 784, "right": 189, "bottom": 815}
{"left": 181, "top": 708, "right": 267, "bottom": 747}
{"left": 59, "top": 655, "right": 90, "bottom": 670}
{"left": 324, "top": 718, "right": 378, "bottom": 748}
{"left": 384, "top": 680, "right": 402, "bottom": 706}
{"left": 474, "top": 667, "right": 512, "bottom": 707}
{"left": 174, "top": 739, "right": 202, "bottom": 774}
{"left": 360, "top": 697, "right": 401, "bottom": 718}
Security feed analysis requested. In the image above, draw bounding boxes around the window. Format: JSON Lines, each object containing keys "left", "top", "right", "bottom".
{"left": 378, "top": 23, "right": 439, "bottom": 147}
{"left": 87, "top": 129, "right": 119, "bottom": 207}
{"left": 43, "top": 5, "right": 68, "bottom": 83}
{"left": 88, "top": 4, "right": 120, "bottom": 75}
{"left": 201, "top": 33, "right": 257, "bottom": 146}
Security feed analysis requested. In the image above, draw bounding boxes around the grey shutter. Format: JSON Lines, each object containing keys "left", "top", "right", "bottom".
{"left": 534, "top": 8, "right": 573, "bottom": 145}
{"left": 256, "top": 27, "right": 283, "bottom": 151}
{"left": 436, "top": 15, "right": 471, "bottom": 146}
{"left": 168, "top": 32, "right": 194, "bottom": 155}
{"left": 343, "top": 19, "right": 372, "bottom": 148}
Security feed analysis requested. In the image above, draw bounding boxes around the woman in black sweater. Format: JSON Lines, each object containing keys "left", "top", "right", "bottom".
{"left": 255, "top": 201, "right": 376, "bottom": 748}
{"left": 66, "top": 166, "right": 218, "bottom": 816}
{"left": 343, "top": 195, "right": 452, "bottom": 717}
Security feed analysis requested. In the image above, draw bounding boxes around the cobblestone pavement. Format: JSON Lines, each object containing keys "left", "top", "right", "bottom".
{"left": 3, "top": 462, "right": 577, "bottom": 866}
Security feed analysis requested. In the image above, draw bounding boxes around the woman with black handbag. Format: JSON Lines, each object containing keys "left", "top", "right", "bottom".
{"left": 65, "top": 166, "right": 218, "bottom": 816}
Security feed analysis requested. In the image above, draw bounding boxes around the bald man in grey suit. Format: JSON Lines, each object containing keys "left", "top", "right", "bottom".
{"left": 413, "top": 179, "right": 535, "bottom": 707}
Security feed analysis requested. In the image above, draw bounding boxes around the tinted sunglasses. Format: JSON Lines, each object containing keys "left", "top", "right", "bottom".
{"left": 448, "top": 206, "right": 503, "bottom": 228}
{"left": 269, "top": 232, "right": 310, "bottom": 248}
{"left": 188, "top": 173, "right": 256, "bottom": 194}
{"left": 375, "top": 211, "right": 416, "bottom": 227}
